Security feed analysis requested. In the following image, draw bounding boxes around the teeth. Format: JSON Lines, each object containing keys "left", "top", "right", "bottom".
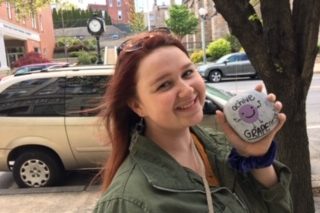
{"left": 178, "top": 99, "right": 195, "bottom": 110}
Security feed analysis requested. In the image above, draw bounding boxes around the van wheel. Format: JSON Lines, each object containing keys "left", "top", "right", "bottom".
{"left": 208, "top": 70, "right": 222, "bottom": 83}
{"left": 12, "top": 151, "right": 64, "bottom": 188}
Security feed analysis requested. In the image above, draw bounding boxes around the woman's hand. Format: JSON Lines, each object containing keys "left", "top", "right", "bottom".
{"left": 215, "top": 84, "right": 286, "bottom": 157}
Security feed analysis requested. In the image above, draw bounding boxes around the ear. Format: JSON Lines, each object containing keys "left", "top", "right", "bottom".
{"left": 128, "top": 99, "right": 145, "bottom": 117}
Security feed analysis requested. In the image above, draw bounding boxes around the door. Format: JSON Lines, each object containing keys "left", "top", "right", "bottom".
{"left": 238, "top": 54, "right": 256, "bottom": 75}
{"left": 64, "top": 74, "right": 111, "bottom": 168}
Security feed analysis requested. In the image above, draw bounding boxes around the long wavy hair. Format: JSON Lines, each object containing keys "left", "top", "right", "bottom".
{"left": 99, "top": 32, "right": 189, "bottom": 191}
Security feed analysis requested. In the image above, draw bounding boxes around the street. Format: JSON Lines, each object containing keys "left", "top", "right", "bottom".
{"left": 0, "top": 74, "right": 319, "bottom": 212}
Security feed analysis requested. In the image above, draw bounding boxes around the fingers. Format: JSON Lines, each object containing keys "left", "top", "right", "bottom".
{"left": 274, "top": 101, "right": 283, "bottom": 111}
{"left": 255, "top": 84, "right": 263, "bottom": 92}
{"left": 269, "top": 112, "right": 287, "bottom": 138}
{"left": 267, "top": 93, "right": 276, "bottom": 102}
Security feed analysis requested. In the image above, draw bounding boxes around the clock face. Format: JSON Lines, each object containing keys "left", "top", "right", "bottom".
{"left": 88, "top": 19, "right": 102, "bottom": 33}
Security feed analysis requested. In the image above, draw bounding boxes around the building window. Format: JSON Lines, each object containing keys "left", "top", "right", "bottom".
{"left": 6, "top": 1, "right": 12, "bottom": 19}
{"left": 31, "top": 14, "right": 37, "bottom": 29}
{"left": 117, "top": 0, "right": 121, "bottom": 7}
{"left": 65, "top": 76, "right": 109, "bottom": 116}
{"left": 39, "top": 15, "right": 43, "bottom": 31}
{"left": 0, "top": 77, "right": 66, "bottom": 117}
{"left": 109, "top": 0, "right": 113, "bottom": 7}
{"left": 118, "top": 10, "right": 122, "bottom": 20}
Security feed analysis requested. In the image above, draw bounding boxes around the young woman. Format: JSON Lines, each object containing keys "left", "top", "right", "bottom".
{"left": 94, "top": 30, "right": 292, "bottom": 213}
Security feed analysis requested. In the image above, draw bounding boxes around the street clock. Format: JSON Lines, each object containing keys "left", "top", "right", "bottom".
{"left": 87, "top": 16, "right": 105, "bottom": 36}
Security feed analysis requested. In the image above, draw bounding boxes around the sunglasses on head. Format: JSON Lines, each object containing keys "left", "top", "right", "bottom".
{"left": 116, "top": 27, "right": 171, "bottom": 56}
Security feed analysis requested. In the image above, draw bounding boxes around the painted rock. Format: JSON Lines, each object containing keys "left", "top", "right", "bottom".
{"left": 224, "top": 90, "right": 279, "bottom": 143}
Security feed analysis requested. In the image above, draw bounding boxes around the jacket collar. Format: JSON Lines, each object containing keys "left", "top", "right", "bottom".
{"left": 129, "top": 126, "right": 218, "bottom": 191}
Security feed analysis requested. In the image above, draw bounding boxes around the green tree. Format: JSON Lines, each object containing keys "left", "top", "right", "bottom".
{"left": 53, "top": 8, "right": 111, "bottom": 29}
{"left": 224, "top": 34, "right": 242, "bottom": 52}
{"left": 206, "top": 38, "right": 231, "bottom": 60}
{"left": 3, "top": 0, "right": 53, "bottom": 18}
{"left": 212, "top": 0, "right": 320, "bottom": 212}
{"left": 129, "top": 12, "right": 146, "bottom": 33}
{"left": 165, "top": 5, "right": 198, "bottom": 40}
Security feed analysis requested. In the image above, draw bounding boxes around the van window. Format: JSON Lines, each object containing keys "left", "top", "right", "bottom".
{"left": 0, "top": 77, "right": 66, "bottom": 116}
{"left": 240, "top": 54, "right": 248, "bottom": 61}
{"left": 65, "top": 75, "right": 109, "bottom": 116}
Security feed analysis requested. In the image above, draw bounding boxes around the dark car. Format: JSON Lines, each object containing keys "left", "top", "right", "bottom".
{"left": 197, "top": 53, "right": 257, "bottom": 83}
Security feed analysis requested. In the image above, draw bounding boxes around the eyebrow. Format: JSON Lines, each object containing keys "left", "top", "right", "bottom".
{"left": 151, "top": 62, "right": 194, "bottom": 85}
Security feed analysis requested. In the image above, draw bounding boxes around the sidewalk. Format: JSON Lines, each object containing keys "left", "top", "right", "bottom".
{"left": 0, "top": 186, "right": 319, "bottom": 212}
{"left": 314, "top": 62, "right": 320, "bottom": 73}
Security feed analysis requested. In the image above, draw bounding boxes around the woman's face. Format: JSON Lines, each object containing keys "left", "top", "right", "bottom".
{"left": 129, "top": 46, "right": 206, "bottom": 131}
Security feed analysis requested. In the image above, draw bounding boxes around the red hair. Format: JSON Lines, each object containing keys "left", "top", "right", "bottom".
{"left": 99, "top": 32, "right": 188, "bottom": 191}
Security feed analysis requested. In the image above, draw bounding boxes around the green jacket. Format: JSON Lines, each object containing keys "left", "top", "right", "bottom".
{"left": 94, "top": 126, "right": 293, "bottom": 213}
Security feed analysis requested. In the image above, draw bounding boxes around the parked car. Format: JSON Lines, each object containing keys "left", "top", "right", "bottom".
{"left": 0, "top": 66, "right": 232, "bottom": 188}
{"left": 197, "top": 53, "right": 258, "bottom": 83}
{"left": 13, "top": 62, "right": 69, "bottom": 76}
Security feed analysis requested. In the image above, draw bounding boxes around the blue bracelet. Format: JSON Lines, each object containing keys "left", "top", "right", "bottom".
{"left": 228, "top": 141, "right": 277, "bottom": 173}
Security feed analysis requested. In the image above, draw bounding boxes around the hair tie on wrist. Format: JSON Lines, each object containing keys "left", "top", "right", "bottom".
{"left": 228, "top": 141, "right": 277, "bottom": 173}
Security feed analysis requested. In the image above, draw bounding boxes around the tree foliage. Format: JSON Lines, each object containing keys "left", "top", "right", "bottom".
{"left": 212, "top": 0, "right": 320, "bottom": 212}
{"left": 12, "top": 52, "right": 50, "bottom": 67}
{"left": 224, "top": 34, "right": 242, "bottom": 52}
{"left": 129, "top": 12, "right": 146, "bottom": 33}
{"left": 206, "top": 38, "right": 231, "bottom": 60}
{"left": 190, "top": 50, "right": 204, "bottom": 63}
{"left": 54, "top": 37, "right": 96, "bottom": 53}
{"left": 4, "top": 0, "right": 52, "bottom": 18}
{"left": 52, "top": 8, "right": 112, "bottom": 29}
{"left": 165, "top": 5, "right": 198, "bottom": 40}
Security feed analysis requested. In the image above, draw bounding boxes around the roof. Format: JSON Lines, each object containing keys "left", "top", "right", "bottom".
{"left": 0, "top": 65, "right": 114, "bottom": 91}
{"left": 54, "top": 25, "right": 127, "bottom": 38}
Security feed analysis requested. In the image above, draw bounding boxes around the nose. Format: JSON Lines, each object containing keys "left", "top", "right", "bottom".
{"left": 177, "top": 80, "right": 194, "bottom": 98}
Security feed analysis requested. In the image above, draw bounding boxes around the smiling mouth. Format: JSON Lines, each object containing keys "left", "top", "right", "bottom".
{"left": 176, "top": 97, "right": 197, "bottom": 110}
{"left": 245, "top": 110, "right": 256, "bottom": 118}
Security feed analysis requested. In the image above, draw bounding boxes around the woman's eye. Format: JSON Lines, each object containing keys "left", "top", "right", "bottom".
{"left": 157, "top": 81, "right": 172, "bottom": 91}
{"left": 182, "top": 69, "right": 194, "bottom": 78}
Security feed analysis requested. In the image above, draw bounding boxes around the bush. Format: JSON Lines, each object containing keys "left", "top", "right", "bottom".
{"left": 77, "top": 51, "right": 92, "bottom": 65}
{"left": 55, "top": 37, "right": 97, "bottom": 53}
{"left": 206, "top": 38, "right": 231, "bottom": 60}
{"left": 69, "top": 51, "right": 80, "bottom": 57}
{"left": 77, "top": 51, "right": 98, "bottom": 65}
{"left": 82, "top": 38, "right": 96, "bottom": 50}
{"left": 12, "top": 52, "right": 50, "bottom": 67}
{"left": 190, "top": 50, "right": 204, "bottom": 63}
{"left": 224, "top": 34, "right": 242, "bottom": 52}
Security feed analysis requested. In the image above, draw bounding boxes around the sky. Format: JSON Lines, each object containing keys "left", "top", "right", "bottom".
{"left": 55, "top": 0, "right": 182, "bottom": 11}
{"left": 135, "top": 0, "right": 182, "bottom": 12}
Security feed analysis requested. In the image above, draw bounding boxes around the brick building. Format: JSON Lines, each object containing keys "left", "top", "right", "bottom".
{"left": 0, "top": 2, "right": 55, "bottom": 71}
{"left": 183, "top": 0, "right": 229, "bottom": 51}
{"left": 148, "top": 2, "right": 169, "bottom": 29}
{"left": 102, "top": 0, "right": 134, "bottom": 24}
